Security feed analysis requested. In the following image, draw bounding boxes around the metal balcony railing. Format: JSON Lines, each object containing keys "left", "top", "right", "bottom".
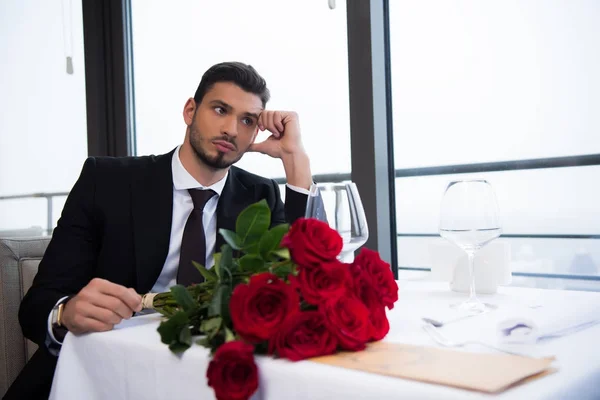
{"left": 1, "top": 152, "right": 598, "bottom": 283}
{"left": 0, "top": 192, "right": 69, "bottom": 235}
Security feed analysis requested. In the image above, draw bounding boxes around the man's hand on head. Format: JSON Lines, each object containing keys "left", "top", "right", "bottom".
{"left": 251, "top": 111, "right": 303, "bottom": 158}
{"left": 61, "top": 278, "right": 143, "bottom": 334}
{"left": 250, "top": 110, "right": 313, "bottom": 190}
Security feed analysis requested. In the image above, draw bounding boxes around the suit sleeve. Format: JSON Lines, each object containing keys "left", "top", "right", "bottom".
{"left": 19, "top": 157, "right": 101, "bottom": 346}
{"left": 269, "top": 180, "right": 308, "bottom": 227}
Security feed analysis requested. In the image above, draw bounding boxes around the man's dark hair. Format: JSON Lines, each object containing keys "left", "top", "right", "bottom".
{"left": 193, "top": 62, "right": 270, "bottom": 108}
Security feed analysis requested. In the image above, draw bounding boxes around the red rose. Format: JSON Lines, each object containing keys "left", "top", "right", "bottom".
{"left": 230, "top": 273, "right": 299, "bottom": 343}
{"left": 353, "top": 248, "right": 399, "bottom": 309}
{"left": 269, "top": 311, "right": 338, "bottom": 361}
{"left": 206, "top": 341, "right": 258, "bottom": 400}
{"left": 281, "top": 218, "right": 343, "bottom": 268}
{"left": 353, "top": 269, "right": 390, "bottom": 341}
{"left": 291, "top": 261, "right": 350, "bottom": 305}
{"left": 323, "top": 295, "right": 371, "bottom": 351}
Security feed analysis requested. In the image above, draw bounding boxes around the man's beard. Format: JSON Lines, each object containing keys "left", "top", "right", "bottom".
{"left": 189, "top": 122, "right": 244, "bottom": 169}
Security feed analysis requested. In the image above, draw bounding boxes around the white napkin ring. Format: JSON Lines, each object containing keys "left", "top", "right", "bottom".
{"left": 497, "top": 318, "right": 539, "bottom": 344}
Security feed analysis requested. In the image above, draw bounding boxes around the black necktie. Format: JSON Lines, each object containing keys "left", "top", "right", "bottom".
{"left": 177, "top": 189, "right": 217, "bottom": 286}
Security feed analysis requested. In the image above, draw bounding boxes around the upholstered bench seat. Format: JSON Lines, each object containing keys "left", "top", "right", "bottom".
{"left": 0, "top": 237, "right": 50, "bottom": 397}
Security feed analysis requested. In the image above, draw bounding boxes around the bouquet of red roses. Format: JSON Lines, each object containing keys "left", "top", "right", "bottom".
{"left": 144, "top": 199, "right": 399, "bottom": 400}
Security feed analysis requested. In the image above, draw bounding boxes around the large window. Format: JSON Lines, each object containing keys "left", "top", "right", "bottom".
{"left": 0, "top": 0, "right": 88, "bottom": 235}
{"left": 389, "top": 1, "right": 600, "bottom": 289}
{"left": 11, "top": 0, "right": 595, "bottom": 291}
{"left": 130, "top": 0, "right": 351, "bottom": 180}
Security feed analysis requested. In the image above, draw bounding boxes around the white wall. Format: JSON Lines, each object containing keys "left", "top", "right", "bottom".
{"left": 0, "top": 0, "right": 88, "bottom": 231}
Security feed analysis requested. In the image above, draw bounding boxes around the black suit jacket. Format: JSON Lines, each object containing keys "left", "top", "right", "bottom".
{"left": 5, "top": 149, "right": 307, "bottom": 400}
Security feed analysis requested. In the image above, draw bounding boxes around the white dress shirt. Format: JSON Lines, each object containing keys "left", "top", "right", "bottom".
{"left": 152, "top": 146, "right": 309, "bottom": 291}
{"left": 47, "top": 145, "right": 309, "bottom": 347}
{"left": 150, "top": 146, "right": 228, "bottom": 293}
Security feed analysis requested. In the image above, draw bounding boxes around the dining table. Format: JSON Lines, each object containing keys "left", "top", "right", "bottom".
{"left": 49, "top": 280, "right": 600, "bottom": 400}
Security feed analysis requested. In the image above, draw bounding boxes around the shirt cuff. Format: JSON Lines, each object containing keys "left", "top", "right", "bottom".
{"left": 286, "top": 183, "right": 311, "bottom": 196}
{"left": 47, "top": 296, "right": 70, "bottom": 346}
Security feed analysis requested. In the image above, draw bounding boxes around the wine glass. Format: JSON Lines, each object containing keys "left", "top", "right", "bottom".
{"left": 305, "top": 182, "right": 369, "bottom": 262}
{"left": 439, "top": 179, "right": 502, "bottom": 313}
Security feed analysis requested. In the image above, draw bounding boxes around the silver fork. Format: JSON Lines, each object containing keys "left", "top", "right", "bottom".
{"left": 422, "top": 323, "right": 524, "bottom": 356}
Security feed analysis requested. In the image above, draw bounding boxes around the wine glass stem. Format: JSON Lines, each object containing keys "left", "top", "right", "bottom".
{"left": 467, "top": 250, "right": 477, "bottom": 302}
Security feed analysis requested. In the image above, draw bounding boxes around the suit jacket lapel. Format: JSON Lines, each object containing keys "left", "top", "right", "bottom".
{"left": 131, "top": 150, "right": 175, "bottom": 293}
{"left": 215, "top": 167, "right": 252, "bottom": 252}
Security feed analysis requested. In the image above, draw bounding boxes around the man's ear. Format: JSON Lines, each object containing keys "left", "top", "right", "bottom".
{"left": 182, "top": 98, "right": 196, "bottom": 125}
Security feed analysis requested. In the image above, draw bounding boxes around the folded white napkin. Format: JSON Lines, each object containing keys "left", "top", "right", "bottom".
{"left": 497, "top": 311, "right": 600, "bottom": 344}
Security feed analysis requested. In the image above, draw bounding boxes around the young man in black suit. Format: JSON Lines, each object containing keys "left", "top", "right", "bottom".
{"left": 5, "top": 62, "right": 313, "bottom": 400}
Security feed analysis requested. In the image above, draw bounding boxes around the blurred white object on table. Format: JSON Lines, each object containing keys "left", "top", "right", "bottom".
{"left": 430, "top": 240, "right": 511, "bottom": 294}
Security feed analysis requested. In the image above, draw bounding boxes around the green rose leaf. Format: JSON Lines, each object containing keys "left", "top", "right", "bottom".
{"left": 219, "top": 245, "right": 233, "bottom": 274}
{"left": 238, "top": 254, "right": 265, "bottom": 273}
{"left": 208, "top": 284, "right": 232, "bottom": 323}
{"left": 169, "top": 342, "right": 191, "bottom": 354}
{"left": 200, "top": 316, "right": 223, "bottom": 336}
{"left": 192, "top": 261, "right": 217, "bottom": 282}
{"left": 224, "top": 327, "right": 236, "bottom": 343}
{"left": 218, "top": 229, "right": 243, "bottom": 250}
{"left": 169, "top": 285, "right": 197, "bottom": 312}
{"left": 271, "top": 261, "right": 294, "bottom": 280}
{"left": 178, "top": 325, "right": 192, "bottom": 346}
{"left": 236, "top": 199, "right": 271, "bottom": 247}
{"left": 242, "top": 242, "right": 260, "bottom": 256}
{"left": 157, "top": 311, "right": 189, "bottom": 351}
{"left": 259, "top": 223, "right": 289, "bottom": 260}
{"left": 272, "top": 248, "right": 291, "bottom": 260}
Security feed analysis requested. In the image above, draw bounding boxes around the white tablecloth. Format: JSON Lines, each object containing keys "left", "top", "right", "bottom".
{"left": 49, "top": 281, "right": 600, "bottom": 400}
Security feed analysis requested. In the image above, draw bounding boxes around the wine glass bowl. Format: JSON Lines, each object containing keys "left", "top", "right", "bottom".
{"left": 305, "top": 182, "right": 369, "bottom": 261}
{"left": 439, "top": 179, "right": 502, "bottom": 313}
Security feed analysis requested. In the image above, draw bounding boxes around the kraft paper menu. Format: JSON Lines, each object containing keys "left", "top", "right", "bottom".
{"left": 310, "top": 342, "right": 555, "bottom": 393}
